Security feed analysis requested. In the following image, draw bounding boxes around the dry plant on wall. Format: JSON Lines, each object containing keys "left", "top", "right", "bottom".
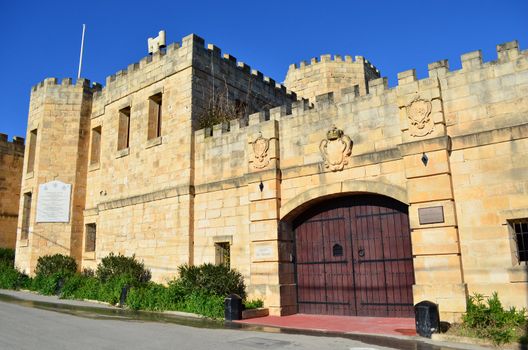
{"left": 197, "top": 77, "right": 253, "bottom": 130}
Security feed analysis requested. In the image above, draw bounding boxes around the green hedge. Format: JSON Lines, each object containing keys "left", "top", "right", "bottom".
{"left": 0, "top": 249, "right": 29, "bottom": 290}
{"left": 0, "top": 263, "right": 29, "bottom": 290}
{"left": 35, "top": 254, "right": 77, "bottom": 279}
{"left": 0, "top": 248, "right": 15, "bottom": 265}
{"left": 0, "top": 252, "right": 256, "bottom": 319}
{"left": 178, "top": 263, "right": 246, "bottom": 299}
{"left": 96, "top": 253, "right": 151, "bottom": 285}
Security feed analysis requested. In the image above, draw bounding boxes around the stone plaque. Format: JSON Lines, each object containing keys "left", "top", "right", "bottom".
{"left": 255, "top": 245, "right": 274, "bottom": 259}
{"left": 418, "top": 206, "right": 444, "bottom": 225}
{"left": 36, "top": 180, "right": 72, "bottom": 223}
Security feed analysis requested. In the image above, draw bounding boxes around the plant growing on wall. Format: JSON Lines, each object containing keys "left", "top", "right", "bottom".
{"left": 196, "top": 72, "right": 273, "bottom": 131}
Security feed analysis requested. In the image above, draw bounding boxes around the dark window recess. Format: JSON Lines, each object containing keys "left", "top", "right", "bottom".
{"left": 215, "top": 242, "right": 230, "bottom": 268}
{"left": 333, "top": 243, "right": 343, "bottom": 257}
{"left": 27, "top": 129, "right": 37, "bottom": 173}
{"left": 118, "top": 107, "right": 131, "bottom": 150}
{"left": 513, "top": 220, "right": 528, "bottom": 263}
{"left": 148, "top": 93, "right": 162, "bottom": 140}
{"left": 90, "top": 126, "right": 102, "bottom": 165}
{"left": 21, "top": 192, "right": 32, "bottom": 240}
{"left": 85, "top": 223, "right": 96, "bottom": 252}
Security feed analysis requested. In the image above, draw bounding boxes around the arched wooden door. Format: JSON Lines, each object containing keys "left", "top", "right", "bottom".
{"left": 293, "top": 195, "right": 415, "bottom": 317}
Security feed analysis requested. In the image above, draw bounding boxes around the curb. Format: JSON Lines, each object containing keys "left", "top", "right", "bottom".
{"left": 0, "top": 289, "right": 501, "bottom": 350}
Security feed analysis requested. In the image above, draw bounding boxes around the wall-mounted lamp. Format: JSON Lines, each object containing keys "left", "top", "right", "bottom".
{"left": 259, "top": 181, "right": 264, "bottom": 192}
{"left": 421, "top": 152, "right": 429, "bottom": 166}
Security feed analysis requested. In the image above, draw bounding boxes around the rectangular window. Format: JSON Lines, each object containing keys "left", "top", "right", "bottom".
{"left": 27, "top": 129, "right": 37, "bottom": 173}
{"left": 90, "top": 126, "right": 102, "bottom": 165}
{"left": 148, "top": 93, "right": 162, "bottom": 140}
{"left": 512, "top": 220, "right": 528, "bottom": 263}
{"left": 215, "top": 242, "right": 230, "bottom": 268}
{"left": 21, "top": 192, "right": 32, "bottom": 240}
{"left": 117, "top": 107, "right": 131, "bottom": 150}
{"left": 85, "top": 223, "right": 96, "bottom": 252}
{"left": 234, "top": 99, "right": 247, "bottom": 118}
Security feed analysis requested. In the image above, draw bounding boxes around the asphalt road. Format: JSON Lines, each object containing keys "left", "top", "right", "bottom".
{"left": 0, "top": 299, "right": 396, "bottom": 350}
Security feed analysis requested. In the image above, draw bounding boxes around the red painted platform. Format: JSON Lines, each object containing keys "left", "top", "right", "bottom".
{"left": 235, "top": 314, "right": 417, "bottom": 336}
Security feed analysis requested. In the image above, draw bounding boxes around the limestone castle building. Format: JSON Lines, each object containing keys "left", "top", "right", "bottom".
{"left": 13, "top": 33, "right": 528, "bottom": 322}
{"left": 0, "top": 134, "right": 24, "bottom": 248}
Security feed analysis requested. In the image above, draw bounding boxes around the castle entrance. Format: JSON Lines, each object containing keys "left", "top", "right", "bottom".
{"left": 293, "top": 195, "right": 415, "bottom": 317}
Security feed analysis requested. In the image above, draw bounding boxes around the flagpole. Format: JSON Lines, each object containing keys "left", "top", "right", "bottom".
{"left": 77, "top": 24, "right": 86, "bottom": 80}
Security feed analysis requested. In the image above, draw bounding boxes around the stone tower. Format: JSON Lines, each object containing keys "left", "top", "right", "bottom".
{"left": 15, "top": 78, "right": 99, "bottom": 274}
{"left": 284, "top": 54, "right": 380, "bottom": 102}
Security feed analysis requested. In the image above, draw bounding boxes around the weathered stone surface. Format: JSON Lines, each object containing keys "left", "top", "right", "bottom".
{"left": 13, "top": 35, "right": 528, "bottom": 321}
{"left": 0, "top": 135, "right": 24, "bottom": 248}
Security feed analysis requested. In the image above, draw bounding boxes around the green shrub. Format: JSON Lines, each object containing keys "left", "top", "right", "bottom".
{"left": 81, "top": 268, "right": 95, "bottom": 277}
{"left": 178, "top": 291, "right": 225, "bottom": 319}
{"left": 100, "top": 275, "right": 135, "bottom": 304}
{"left": 62, "top": 274, "right": 133, "bottom": 305}
{"left": 31, "top": 273, "right": 63, "bottom": 295}
{"left": 127, "top": 283, "right": 174, "bottom": 311}
{"left": 462, "top": 292, "right": 527, "bottom": 344}
{"left": 178, "top": 263, "right": 246, "bottom": 299}
{"left": 244, "top": 299, "right": 264, "bottom": 309}
{"left": 61, "top": 274, "right": 99, "bottom": 300}
{"left": 34, "top": 254, "right": 77, "bottom": 278}
{"left": 96, "top": 253, "right": 151, "bottom": 286}
{"left": 0, "top": 262, "right": 29, "bottom": 289}
{"left": 0, "top": 248, "right": 15, "bottom": 266}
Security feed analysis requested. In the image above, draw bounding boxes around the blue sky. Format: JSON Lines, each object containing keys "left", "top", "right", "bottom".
{"left": 0, "top": 0, "right": 526, "bottom": 139}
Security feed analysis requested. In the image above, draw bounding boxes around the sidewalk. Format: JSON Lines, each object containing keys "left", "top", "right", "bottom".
{"left": 0, "top": 289, "right": 490, "bottom": 350}
{"left": 236, "top": 314, "right": 417, "bottom": 336}
{"left": 0, "top": 289, "right": 117, "bottom": 309}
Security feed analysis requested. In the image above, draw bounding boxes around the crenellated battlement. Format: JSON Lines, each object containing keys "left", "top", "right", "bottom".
{"left": 31, "top": 77, "right": 102, "bottom": 93}
{"left": 0, "top": 133, "right": 25, "bottom": 156}
{"left": 425, "top": 40, "right": 524, "bottom": 79}
{"left": 203, "top": 42, "right": 296, "bottom": 99}
{"left": 194, "top": 99, "right": 314, "bottom": 142}
{"left": 195, "top": 40, "right": 526, "bottom": 143}
{"left": 288, "top": 54, "right": 380, "bottom": 76}
{"left": 90, "top": 33, "right": 296, "bottom": 115}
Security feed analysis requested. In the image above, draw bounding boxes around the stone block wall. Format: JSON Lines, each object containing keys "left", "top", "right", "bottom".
{"left": 14, "top": 33, "right": 528, "bottom": 322}
{"left": 191, "top": 40, "right": 527, "bottom": 320}
{"left": 0, "top": 134, "right": 24, "bottom": 249}
{"left": 82, "top": 34, "right": 295, "bottom": 281}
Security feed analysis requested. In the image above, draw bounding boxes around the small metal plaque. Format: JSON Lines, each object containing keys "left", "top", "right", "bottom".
{"left": 418, "top": 206, "right": 444, "bottom": 225}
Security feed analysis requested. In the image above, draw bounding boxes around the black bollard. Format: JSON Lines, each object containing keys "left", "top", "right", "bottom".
{"left": 415, "top": 300, "right": 440, "bottom": 338}
{"left": 119, "top": 285, "right": 130, "bottom": 307}
{"left": 224, "top": 294, "right": 242, "bottom": 321}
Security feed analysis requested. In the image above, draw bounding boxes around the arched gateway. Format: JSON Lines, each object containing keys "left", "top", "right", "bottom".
{"left": 292, "top": 194, "right": 415, "bottom": 317}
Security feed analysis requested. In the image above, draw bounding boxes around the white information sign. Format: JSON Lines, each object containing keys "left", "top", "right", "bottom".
{"left": 36, "top": 180, "right": 72, "bottom": 223}
{"left": 255, "top": 245, "right": 274, "bottom": 259}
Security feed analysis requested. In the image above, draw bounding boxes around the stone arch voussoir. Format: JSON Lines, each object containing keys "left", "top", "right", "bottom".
{"left": 280, "top": 179, "right": 408, "bottom": 222}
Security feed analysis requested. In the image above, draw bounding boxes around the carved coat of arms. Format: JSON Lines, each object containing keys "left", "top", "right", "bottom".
{"left": 319, "top": 126, "right": 352, "bottom": 171}
{"left": 406, "top": 96, "right": 434, "bottom": 137}
{"left": 251, "top": 133, "right": 270, "bottom": 169}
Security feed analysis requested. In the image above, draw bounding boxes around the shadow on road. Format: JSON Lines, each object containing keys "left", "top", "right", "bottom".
{"left": 0, "top": 292, "right": 473, "bottom": 350}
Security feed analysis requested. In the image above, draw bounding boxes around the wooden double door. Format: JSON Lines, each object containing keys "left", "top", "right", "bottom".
{"left": 293, "top": 195, "right": 415, "bottom": 317}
